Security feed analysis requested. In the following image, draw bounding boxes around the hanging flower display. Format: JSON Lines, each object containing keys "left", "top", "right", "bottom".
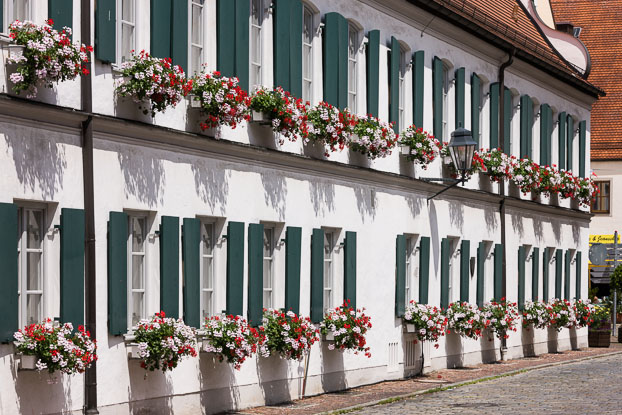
{"left": 115, "top": 50, "right": 189, "bottom": 116}
{"left": 480, "top": 299, "right": 519, "bottom": 340}
{"left": 259, "top": 309, "right": 318, "bottom": 360}
{"left": 398, "top": 126, "right": 441, "bottom": 168}
{"left": 445, "top": 302, "right": 485, "bottom": 340}
{"left": 521, "top": 300, "right": 549, "bottom": 329}
{"left": 133, "top": 311, "right": 197, "bottom": 372}
{"left": 189, "top": 70, "right": 250, "bottom": 130}
{"left": 403, "top": 301, "right": 447, "bottom": 348}
{"left": 306, "top": 102, "right": 355, "bottom": 155}
{"left": 13, "top": 319, "right": 97, "bottom": 374}
{"left": 319, "top": 301, "right": 373, "bottom": 357}
{"left": 249, "top": 87, "right": 309, "bottom": 144}
{"left": 6, "top": 19, "right": 93, "bottom": 98}
{"left": 349, "top": 115, "right": 398, "bottom": 159}
{"left": 202, "top": 315, "right": 265, "bottom": 370}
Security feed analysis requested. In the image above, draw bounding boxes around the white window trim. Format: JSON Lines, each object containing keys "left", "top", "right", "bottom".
{"left": 442, "top": 63, "right": 451, "bottom": 143}
{"left": 323, "top": 231, "right": 335, "bottom": 312}
{"left": 405, "top": 235, "right": 420, "bottom": 303}
{"left": 127, "top": 214, "right": 147, "bottom": 330}
{"left": 200, "top": 220, "right": 215, "bottom": 319}
{"left": 116, "top": 0, "right": 137, "bottom": 65}
{"left": 4, "top": 1, "right": 33, "bottom": 32}
{"left": 250, "top": 0, "right": 264, "bottom": 90}
{"left": 479, "top": 82, "right": 486, "bottom": 147}
{"left": 448, "top": 237, "right": 461, "bottom": 303}
{"left": 302, "top": 3, "right": 315, "bottom": 104}
{"left": 188, "top": 0, "right": 205, "bottom": 76}
{"left": 347, "top": 23, "right": 360, "bottom": 113}
{"left": 263, "top": 226, "right": 274, "bottom": 309}
{"left": 398, "top": 48, "right": 408, "bottom": 131}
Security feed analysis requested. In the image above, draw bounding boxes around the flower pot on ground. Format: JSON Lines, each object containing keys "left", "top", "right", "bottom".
{"left": 402, "top": 301, "right": 447, "bottom": 348}
{"left": 588, "top": 304, "right": 611, "bottom": 348}
{"left": 202, "top": 315, "right": 264, "bottom": 370}
{"left": 306, "top": 102, "right": 355, "bottom": 157}
{"left": 249, "top": 87, "right": 309, "bottom": 144}
{"left": 319, "top": 300, "right": 373, "bottom": 357}
{"left": 259, "top": 309, "right": 318, "bottom": 360}
{"left": 348, "top": 116, "right": 397, "bottom": 160}
{"left": 397, "top": 125, "right": 441, "bottom": 169}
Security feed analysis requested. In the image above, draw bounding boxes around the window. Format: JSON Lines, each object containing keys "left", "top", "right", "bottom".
{"left": 323, "top": 231, "right": 334, "bottom": 311}
{"left": 448, "top": 238, "right": 460, "bottom": 302}
{"left": 479, "top": 82, "right": 485, "bottom": 145}
{"left": 201, "top": 222, "right": 215, "bottom": 318}
{"left": 263, "top": 227, "right": 274, "bottom": 308}
{"left": 17, "top": 207, "right": 45, "bottom": 326}
{"left": 405, "top": 236, "right": 419, "bottom": 303}
{"left": 442, "top": 63, "right": 450, "bottom": 142}
{"left": 592, "top": 181, "right": 611, "bottom": 214}
{"left": 117, "top": 0, "right": 136, "bottom": 63}
{"left": 302, "top": 5, "right": 314, "bottom": 103}
{"left": 128, "top": 215, "right": 147, "bottom": 328}
{"left": 398, "top": 48, "right": 408, "bottom": 130}
{"left": 250, "top": 0, "right": 263, "bottom": 89}
{"left": 3, "top": 0, "right": 32, "bottom": 31}
{"left": 347, "top": 24, "right": 358, "bottom": 111}
{"left": 190, "top": 0, "right": 205, "bottom": 75}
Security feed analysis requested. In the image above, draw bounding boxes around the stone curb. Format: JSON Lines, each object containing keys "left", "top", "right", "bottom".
{"left": 320, "top": 349, "right": 622, "bottom": 415}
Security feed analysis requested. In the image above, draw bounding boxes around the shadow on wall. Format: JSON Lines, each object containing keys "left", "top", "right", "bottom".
{"left": 572, "top": 224, "right": 582, "bottom": 246}
{"left": 12, "top": 367, "right": 74, "bottom": 414}
{"left": 484, "top": 207, "right": 498, "bottom": 233}
{"left": 354, "top": 186, "right": 377, "bottom": 222}
{"left": 479, "top": 333, "right": 497, "bottom": 363}
{"left": 547, "top": 327, "right": 559, "bottom": 354}
{"left": 192, "top": 159, "right": 231, "bottom": 216}
{"left": 448, "top": 201, "right": 464, "bottom": 232}
{"left": 261, "top": 172, "right": 288, "bottom": 221}
{"left": 320, "top": 342, "right": 346, "bottom": 393}
{"left": 521, "top": 327, "right": 536, "bottom": 357}
{"left": 551, "top": 220, "right": 562, "bottom": 245}
{"left": 407, "top": 195, "right": 424, "bottom": 219}
{"left": 511, "top": 213, "right": 525, "bottom": 239}
{"left": 309, "top": 181, "right": 336, "bottom": 216}
{"left": 127, "top": 360, "right": 174, "bottom": 415}
{"left": 444, "top": 332, "right": 464, "bottom": 369}
{"left": 3, "top": 123, "right": 69, "bottom": 199}
{"left": 533, "top": 215, "right": 544, "bottom": 242}
{"left": 429, "top": 201, "right": 440, "bottom": 277}
{"left": 257, "top": 354, "right": 292, "bottom": 405}
{"left": 198, "top": 354, "right": 240, "bottom": 414}
{"left": 118, "top": 149, "right": 166, "bottom": 208}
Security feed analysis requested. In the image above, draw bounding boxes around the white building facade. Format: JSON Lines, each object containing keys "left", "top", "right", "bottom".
{"left": 0, "top": 0, "right": 600, "bottom": 414}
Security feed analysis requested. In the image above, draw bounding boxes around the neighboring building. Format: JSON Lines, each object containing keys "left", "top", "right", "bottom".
{"left": 0, "top": 1, "right": 601, "bottom": 414}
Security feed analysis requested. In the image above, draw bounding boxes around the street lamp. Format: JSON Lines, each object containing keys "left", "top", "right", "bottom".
{"left": 423, "top": 127, "right": 477, "bottom": 201}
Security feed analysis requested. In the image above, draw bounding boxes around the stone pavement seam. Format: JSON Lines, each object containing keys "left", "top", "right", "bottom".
{"left": 320, "top": 349, "right": 622, "bottom": 415}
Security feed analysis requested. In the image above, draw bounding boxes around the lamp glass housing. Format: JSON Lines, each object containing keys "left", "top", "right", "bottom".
{"left": 448, "top": 127, "right": 477, "bottom": 174}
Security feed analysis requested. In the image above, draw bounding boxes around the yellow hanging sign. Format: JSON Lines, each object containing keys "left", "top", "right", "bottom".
{"left": 590, "top": 234, "right": 621, "bottom": 244}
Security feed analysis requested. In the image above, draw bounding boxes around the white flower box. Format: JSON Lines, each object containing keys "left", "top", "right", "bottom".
{"left": 252, "top": 110, "right": 268, "bottom": 123}
{"left": 404, "top": 324, "right": 416, "bottom": 333}
{"left": 443, "top": 155, "right": 452, "bottom": 165}
{"left": 400, "top": 145, "right": 412, "bottom": 156}
{"left": 18, "top": 354, "right": 37, "bottom": 370}
{"left": 186, "top": 95, "right": 202, "bottom": 109}
{"left": 126, "top": 343, "right": 141, "bottom": 359}
{"left": 323, "top": 333, "right": 335, "bottom": 341}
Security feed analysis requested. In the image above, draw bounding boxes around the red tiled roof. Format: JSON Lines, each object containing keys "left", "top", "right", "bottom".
{"left": 550, "top": 0, "right": 622, "bottom": 160}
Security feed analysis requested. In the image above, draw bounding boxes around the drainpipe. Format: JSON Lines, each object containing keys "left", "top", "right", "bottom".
{"left": 81, "top": 0, "right": 98, "bottom": 413}
{"left": 498, "top": 48, "right": 514, "bottom": 361}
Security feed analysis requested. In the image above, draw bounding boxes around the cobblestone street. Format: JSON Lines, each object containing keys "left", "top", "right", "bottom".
{"left": 355, "top": 353, "right": 622, "bottom": 415}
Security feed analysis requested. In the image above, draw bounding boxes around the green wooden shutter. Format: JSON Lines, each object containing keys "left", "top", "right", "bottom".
{"left": 494, "top": 243, "right": 503, "bottom": 301}
{"left": 558, "top": 112, "right": 567, "bottom": 170}
{"left": 576, "top": 251, "right": 582, "bottom": 299}
{"left": 503, "top": 88, "right": 511, "bottom": 155}
{"left": 419, "top": 236, "right": 430, "bottom": 304}
{"left": 95, "top": 0, "right": 116, "bottom": 63}
{"left": 366, "top": 30, "right": 380, "bottom": 118}
{"left": 289, "top": 0, "right": 303, "bottom": 98}
{"left": 532, "top": 247, "right": 540, "bottom": 301}
{"left": 285, "top": 226, "right": 302, "bottom": 314}
{"left": 389, "top": 36, "right": 400, "bottom": 132}
{"left": 542, "top": 249, "right": 549, "bottom": 301}
{"left": 160, "top": 216, "right": 180, "bottom": 319}
{"left": 323, "top": 12, "right": 348, "bottom": 109}
{"left": 48, "top": 0, "right": 73, "bottom": 35}
{"left": 247, "top": 223, "right": 263, "bottom": 326}
{"left": 274, "top": 0, "right": 292, "bottom": 91}
{"left": 520, "top": 95, "right": 530, "bottom": 158}
{"left": 182, "top": 218, "right": 200, "bottom": 328}
{"left": 518, "top": 245, "right": 526, "bottom": 311}
{"left": 234, "top": 0, "right": 250, "bottom": 91}
{"left": 60, "top": 208, "right": 85, "bottom": 327}
{"left": 440, "top": 238, "right": 449, "bottom": 309}
{"left": 310, "top": 228, "right": 324, "bottom": 323}
{"left": 150, "top": 0, "right": 172, "bottom": 59}
{"left": 226, "top": 221, "right": 245, "bottom": 316}
{"left": 564, "top": 250, "right": 571, "bottom": 300}
{"left": 455, "top": 67, "right": 465, "bottom": 129}
{"left": 0, "top": 203, "right": 18, "bottom": 343}
{"left": 555, "top": 249, "right": 563, "bottom": 299}
{"left": 567, "top": 115, "right": 574, "bottom": 171}
{"left": 476, "top": 242, "right": 485, "bottom": 307}
{"left": 539, "top": 104, "right": 550, "bottom": 165}
{"left": 471, "top": 73, "right": 481, "bottom": 147}
{"left": 579, "top": 121, "right": 587, "bottom": 177}
{"left": 460, "top": 239, "right": 470, "bottom": 303}
{"left": 108, "top": 211, "right": 127, "bottom": 336}
{"left": 171, "top": 0, "right": 189, "bottom": 70}
{"left": 217, "top": 0, "right": 236, "bottom": 78}
{"left": 395, "top": 234, "right": 406, "bottom": 317}
{"left": 413, "top": 50, "right": 425, "bottom": 128}
{"left": 0, "top": 0, "right": 3, "bottom": 33}
{"left": 432, "top": 57, "right": 443, "bottom": 141}
{"left": 489, "top": 82, "right": 500, "bottom": 149}
{"left": 344, "top": 231, "right": 357, "bottom": 309}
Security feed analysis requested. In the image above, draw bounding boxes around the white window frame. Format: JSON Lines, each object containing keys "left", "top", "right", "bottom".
{"left": 250, "top": 0, "right": 264, "bottom": 90}
{"left": 448, "top": 238, "right": 460, "bottom": 303}
{"left": 347, "top": 23, "right": 359, "bottom": 112}
{"left": 4, "top": 1, "right": 33, "bottom": 30}
{"left": 323, "top": 231, "right": 335, "bottom": 312}
{"left": 442, "top": 63, "right": 451, "bottom": 143}
{"left": 398, "top": 47, "right": 408, "bottom": 131}
{"left": 263, "top": 226, "right": 274, "bottom": 309}
{"left": 302, "top": 4, "right": 315, "bottom": 103}
{"left": 116, "top": 0, "right": 136, "bottom": 64}
{"left": 405, "top": 236, "right": 420, "bottom": 303}
{"left": 200, "top": 220, "right": 215, "bottom": 319}
{"left": 17, "top": 205, "right": 45, "bottom": 327}
{"left": 188, "top": 0, "right": 205, "bottom": 75}
{"left": 127, "top": 214, "right": 147, "bottom": 329}
{"left": 479, "top": 81, "right": 485, "bottom": 146}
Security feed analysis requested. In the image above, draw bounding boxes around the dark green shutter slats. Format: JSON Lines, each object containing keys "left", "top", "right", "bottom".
{"left": 460, "top": 239, "right": 470, "bottom": 303}
{"left": 539, "top": 104, "right": 552, "bottom": 166}
{"left": 576, "top": 251, "right": 582, "bottom": 299}
{"left": 440, "top": 238, "right": 449, "bottom": 309}
{"left": 344, "top": 231, "right": 357, "bottom": 309}
{"left": 95, "top": 0, "right": 116, "bottom": 63}
{"left": 558, "top": 112, "right": 567, "bottom": 170}
{"left": 150, "top": 0, "right": 172, "bottom": 59}
{"left": 389, "top": 36, "right": 400, "bottom": 132}
{"left": 520, "top": 95, "right": 533, "bottom": 158}
{"left": 108, "top": 211, "right": 127, "bottom": 336}
{"left": 455, "top": 67, "right": 465, "bottom": 129}
{"left": 471, "top": 73, "right": 481, "bottom": 147}
{"left": 366, "top": 30, "right": 380, "bottom": 117}
{"left": 182, "top": 218, "right": 201, "bottom": 328}
{"left": 532, "top": 247, "right": 540, "bottom": 301}
{"left": 274, "top": 0, "right": 303, "bottom": 97}
{"left": 248, "top": 223, "right": 263, "bottom": 326}
{"left": 0, "top": 0, "right": 3, "bottom": 33}
{"left": 503, "top": 88, "right": 512, "bottom": 155}
{"left": 494, "top": 243, "right": 503, "bottom": 301}
{"left": 432, "top": 56, "right": 444, "bottom": 141}
{"left": 564, "top": 250, "right": 571, "bottom": 300}
{"left": 476, "top": 242, "right": 485, "bottom": 307}
{"left": 419, "top": 236, "right": 430, "bottom": 304}
{"left": 171, "top": 0, "right": 189, "bottom": 70}
{"left": 489, "top": 83, "right": 500, "bottom": 149}
{"left": 542, "top": 249, "right": 550, "bottom": 301}
{"left": 160, "top": 216, "right": 180, "bottom": 319}
{"left": 413, "top": 50, "right": 425, "bottom": 128}
{"left": 323, "top": 12, "right": 348, "bottom": 109}
{"left": 48, "top": 0, "right": 73, "bottom": 35}
{"left": 0, "top": 203, "right": 18, "bottom": 343}
{"left": 60, "top": 208, "right": 85, "bottom": 327}
{"left": 217, "top": 0, "right": 249, "bottom": 91}
{"left": 555, "top": 249, "right": 563, "bottom": 299}
{"left": 289, "top": 0, "right": 303, "bottom": 98}
{"left": 285, "top": 226, "right": 302, "bottom": 314}
{"left": 579, "top": 121, "right": 587, "bottom": 177}
{"left": 226, "top": 221, "right": 245, "bottom": 316}
{"left": 310, "top": 228, "right": 324, "bottom": 323}
{"left": 518, "top": 246, "right": 526, "bottom": 311}
{"left": 395, "top": 235, "right": 406, "bottom": 317}
{"left": 567, "top": 115, "right": 574, "bottom": 171}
